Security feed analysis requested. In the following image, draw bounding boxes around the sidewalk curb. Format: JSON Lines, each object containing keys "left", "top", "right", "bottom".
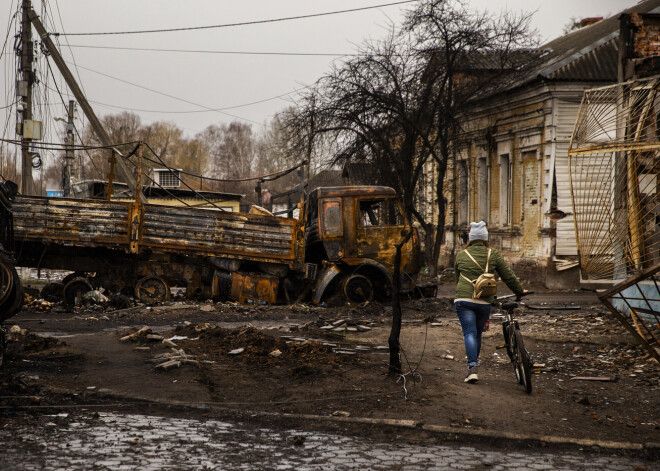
{"left": 86, "top": 387, "right": 658, "bottom": 458}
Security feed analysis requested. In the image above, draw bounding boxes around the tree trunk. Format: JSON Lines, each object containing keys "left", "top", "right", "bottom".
{"left": 388, "top": 229, "right": 414, "bottom": 377}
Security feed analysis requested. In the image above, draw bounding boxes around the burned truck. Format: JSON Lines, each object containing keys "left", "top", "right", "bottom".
{"left": 13, "top": 185, "right": 421, "bottom": 305}
{"left": 0, "top": 181, "right": 24, "bottom": 366}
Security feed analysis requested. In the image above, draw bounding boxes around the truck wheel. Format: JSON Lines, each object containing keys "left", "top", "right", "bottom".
{"left": 0, "top": 261, "right": 15, "bottom": 308}
{"left": 342, "top": 274, "right": 374, "bottom": 304}
{"left": 62, "top": 272, "right": 86, "bottom": 286}
{"left": 63, "top": 277, "right": 93, "bottom": 306}
{"left": 0, "top": 265, "right": 23, "bottom": 321}
{"left": 0, "top": 327, "right": 6, "bottom": 368}
{"left": 136, "top": 275, "right": 170, "bottom": 304}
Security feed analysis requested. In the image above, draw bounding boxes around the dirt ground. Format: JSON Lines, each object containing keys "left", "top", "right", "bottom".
{"left": 1, "top": 284, "right": 659, "bottom": 451}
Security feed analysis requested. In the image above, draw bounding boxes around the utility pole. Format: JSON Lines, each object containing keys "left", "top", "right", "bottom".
{"left": 20, "top": 0, "right": 34, "bottom": 195}
{"left": 28, "top": 8, "right": 144, "bottom": 202}
{"left": 62, "top": 100, "right": 75, "bottom": 197}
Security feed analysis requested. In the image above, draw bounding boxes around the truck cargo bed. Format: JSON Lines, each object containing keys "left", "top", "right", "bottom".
{"left": 13, "top": 196, "right": 300, "bottom": 265}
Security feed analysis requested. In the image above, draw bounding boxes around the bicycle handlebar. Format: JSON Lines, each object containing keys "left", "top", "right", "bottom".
{"left": 494, "top": 290, "right": 534, "bottom": 302}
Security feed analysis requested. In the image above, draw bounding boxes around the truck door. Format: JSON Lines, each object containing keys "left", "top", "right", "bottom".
{"left": 355, "top": 197, "right": 407, "bottom": 266}
{"left": 319, "top": 198, "right": 344, "bottom": 260}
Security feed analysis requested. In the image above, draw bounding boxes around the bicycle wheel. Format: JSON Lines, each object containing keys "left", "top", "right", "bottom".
{"left": 502, "top": 321, "right": 515, "bottom": 362}
{"left": 514, "top": 328, "right": 533, "bottom": 394}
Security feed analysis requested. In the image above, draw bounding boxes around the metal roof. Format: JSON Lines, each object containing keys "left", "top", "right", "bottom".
{"left": 531, "top": 0, "right": 660, "bottom": 83}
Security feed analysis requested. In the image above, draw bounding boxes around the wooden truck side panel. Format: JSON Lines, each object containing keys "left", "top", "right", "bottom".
{"left": 13, "top": 196, "right": 302, "bottom": 267}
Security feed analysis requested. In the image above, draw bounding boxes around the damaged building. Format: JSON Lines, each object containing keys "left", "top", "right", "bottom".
{"left": 435, "top": 0, "right": 660, "bottom": 289}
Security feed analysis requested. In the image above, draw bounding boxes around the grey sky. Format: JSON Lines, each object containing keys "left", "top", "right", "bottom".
{"left": 0, "top": 0, "right": 639, "bottom": 144}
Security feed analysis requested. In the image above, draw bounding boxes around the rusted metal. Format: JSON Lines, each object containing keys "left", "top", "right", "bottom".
{"left": 135, "top": 275, "right": 170, "bottom": 303}
{"left": 0, "top": 181, "right": 23, "bottom": 323}
{"left": 13, "top": 185, "right": 424, "bottom": 305}
{"left": 598, "top": 262, "right": 660, "bottom": 363}
{"left": 12, "top": 196, "right": 300, "bottom": 265}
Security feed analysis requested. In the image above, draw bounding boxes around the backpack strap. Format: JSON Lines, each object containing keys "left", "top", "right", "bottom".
{"left": 460, "top": 272, "right": 475, "bottom": 285}
{"left": 463, "top": 249, "right": 484, "bottom": 272}
{"left": 484, "top": 248, "right": 492, "bottom": 272}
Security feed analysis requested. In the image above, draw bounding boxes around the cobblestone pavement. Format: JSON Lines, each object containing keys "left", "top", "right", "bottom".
{"left": 0, "top": 411, "right": 655, "bottom": 470}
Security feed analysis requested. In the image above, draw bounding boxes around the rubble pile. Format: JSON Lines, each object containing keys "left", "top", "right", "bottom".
{"left": 163, "top": 324, "right": 361, "bottom": 375}
{"left": 24, "top": 294, "right": 53, "bottom": 311}
{"left": 119, "top": 325, "right": 201, "bottom": 371}
{"left": 491, "top": 310, "right": 660, "bottom": 385}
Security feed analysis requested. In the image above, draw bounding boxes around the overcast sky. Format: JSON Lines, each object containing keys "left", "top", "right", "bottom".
{"left": 0, "top": 0, "right": 640, "bottom": 144}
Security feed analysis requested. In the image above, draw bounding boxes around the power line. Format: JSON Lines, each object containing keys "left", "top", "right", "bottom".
{"left": 64, "top": 44, "right": 353, "bottom": 57}
{"left": 40, "top": 80, "right": 300, "bottom": 115}
{"left": 50, "top": 1, "right": 419, "bottom": 36}
{"left": 66, "top": 61, "right": 262, "bottom": 125}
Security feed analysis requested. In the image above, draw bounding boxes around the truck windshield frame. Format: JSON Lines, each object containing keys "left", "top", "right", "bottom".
{"left": 358, "top": 197, "right": 406, "bottom": 227}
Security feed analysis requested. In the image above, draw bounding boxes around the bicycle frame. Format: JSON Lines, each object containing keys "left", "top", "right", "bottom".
{"left": 493, "top": 293, "right": 533, "bottom": 394}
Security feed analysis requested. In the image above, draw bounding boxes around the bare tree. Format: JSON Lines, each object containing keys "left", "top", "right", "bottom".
{"left": 197, "top": 121, "right": 256, "bottom": 195}
{"left": 80, "top": 111, "right": 143, "bottom": 181}
{"left": 288, "top": 25, "right": 443, "bottom": 272}
{"left": 288, "top": 0, "right": 537, "bottom": 275}
{"left": 402, "top": 0, "right": 538, "bottom": 273}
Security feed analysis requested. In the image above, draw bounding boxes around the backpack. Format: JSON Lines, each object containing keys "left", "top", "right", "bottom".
{"left": 460, "top": 248, "right": 498, "bottom": 298}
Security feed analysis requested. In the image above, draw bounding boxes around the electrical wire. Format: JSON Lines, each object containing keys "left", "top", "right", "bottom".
{"left": 65, "top": 61, "right": 261, "bottom": 125}
{"left": 64, "top": 44, "right": 353, "bottom": 57}
{"left": 136, "top": 147, "right": 306, "bottom": 183}
{"left": 41, "top": 80, "right": 303, "bottom": 115}
{"left": 50, "top": 1, "right": 419, "bottom": 36}
{"left": 0, "top": 136, "right": 141, "bottom": 152}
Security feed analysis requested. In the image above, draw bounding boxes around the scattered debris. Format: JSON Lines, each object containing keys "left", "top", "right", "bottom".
{"left": 8, "top": 324, "right": 27, "bottom": 340}
{"left": 577, "top": 396, "right": 591, "bottom": 405}
{"left": 83, "top": 290, "right": 109, "bottom": 305}
{"left": 156, "top": 359, "right": 181, "bottom": 371}
{"left": 229, "top": 348, "right": 245, "bottom": 355}
{"left": 570, "top": 376, "right": 618, "bottom": 382}
{"left": 332, "top": 410, "right": 350, "bottom": 417}
{"left": 120, "top": 326, "right": 151, "bottom": 342}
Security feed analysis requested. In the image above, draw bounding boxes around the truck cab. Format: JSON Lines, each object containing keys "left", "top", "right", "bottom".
{"left": 305, "top": 186, "right": 420, "bottom": 304}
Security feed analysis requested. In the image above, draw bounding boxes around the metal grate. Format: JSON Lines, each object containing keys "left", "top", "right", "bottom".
{"left": 568, "top": 76, "right": 660, "bottom": 281}
{"left": 155, "top": 169, "right": 181, "bottom": 188}
{"left": 599, "top": 263, "right": 660, "bottom": 362}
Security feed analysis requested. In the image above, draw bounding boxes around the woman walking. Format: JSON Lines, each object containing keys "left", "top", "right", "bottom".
{"left": 454, "top": 221, "right": 527, "bottom": 383}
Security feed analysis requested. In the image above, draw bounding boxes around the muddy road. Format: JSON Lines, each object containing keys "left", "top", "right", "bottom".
{"left": 1, "top": 286, "right": 659, "bottom": 460}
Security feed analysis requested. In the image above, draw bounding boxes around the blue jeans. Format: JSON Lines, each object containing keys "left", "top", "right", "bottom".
{"left": 455, "top": 301, "right": 491, "bottom": 367}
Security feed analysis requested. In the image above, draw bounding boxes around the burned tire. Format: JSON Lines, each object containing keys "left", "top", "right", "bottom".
{"left": 0, "top": 327, "right": 6, "bottom": 368}
{"left": 40, "top": 282, "right": 65, "bottom": 302}
{"left": 135, "top": 275, "right": 170, "bottom": 304}
{"left": 63, "top": 277, "right": 93, "bottom": 306}
{"left": 341, "top": 274, "right": 374, "bottom": 304}
{"left": 0, "top": 262, "right": 14, "bottom": 308}
{"left": 0, "top": 262, "right": 22, "bottom": 322}
{"left": 62, "top": 272, "right": 86, "bottom": 286}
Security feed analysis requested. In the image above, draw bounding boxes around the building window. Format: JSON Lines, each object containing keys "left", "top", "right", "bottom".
{"left": 457, "top": 160, "right": 469, "bottom": 227}
{"left": 477, "top": 157, "right": 488, "bottom": 222}
{"left": 154, "top": 169, "right": 181, "bottom": 188}
{"left": 499, "top": 154, "right": 511, "bottom": 226}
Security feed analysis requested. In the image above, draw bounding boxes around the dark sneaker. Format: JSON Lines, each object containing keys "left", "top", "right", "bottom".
{"left": 464, "top": 366, "right": 479, "bottom": 383}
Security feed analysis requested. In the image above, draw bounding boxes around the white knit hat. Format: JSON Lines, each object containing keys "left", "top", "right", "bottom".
{"left": 468, "top": 221, "right": 488, "bottom": 241}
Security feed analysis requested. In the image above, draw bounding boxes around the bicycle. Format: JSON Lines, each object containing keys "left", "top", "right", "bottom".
{"left": 492, "top": 291, "right": 534, "bottom": 394}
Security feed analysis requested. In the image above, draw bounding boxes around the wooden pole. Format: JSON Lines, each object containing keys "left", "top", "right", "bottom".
{"left": 28, "top": 9, "right": 144, "bottom": 202}
{"left": 20, "top": 0, "right": 34, "bottom": 195}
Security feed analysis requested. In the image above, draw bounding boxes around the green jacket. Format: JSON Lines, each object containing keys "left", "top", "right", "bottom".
{"left": 454, "top": 240, "right": 524, "bottom": 302}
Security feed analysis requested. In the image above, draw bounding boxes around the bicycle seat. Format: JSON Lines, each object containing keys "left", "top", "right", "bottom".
{"left": 502, "top": 302, "right": 518, "bottom": 310}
